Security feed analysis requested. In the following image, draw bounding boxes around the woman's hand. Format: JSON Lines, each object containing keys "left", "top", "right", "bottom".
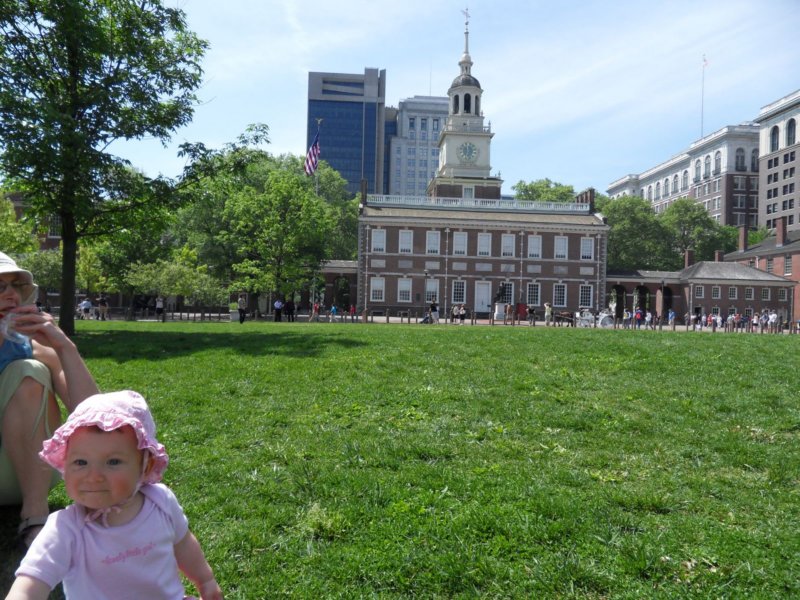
{"left": 6, "top": 306, "right": 71, "bottom": 351}
{"left": 10, "top": 306, "right": 99, "bottom": 411}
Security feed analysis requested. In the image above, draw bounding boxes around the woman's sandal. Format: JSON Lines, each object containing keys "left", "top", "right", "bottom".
{"left": 17, "top": 515, "right": 48, "bottom": 549}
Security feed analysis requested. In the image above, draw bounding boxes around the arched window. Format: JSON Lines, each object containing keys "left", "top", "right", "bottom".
{"left": 682, "top": 170, "right": 689, "bottom": 190}
{"left": 694, "top": 160, "right": 701, "bottom": 181}
{"left": 452, "top": 95, "right": 459, "bottom": 114}
{"left": 664, "top": 178, "right": 670, "bottom": 195}
{"left": 475, "top": 96, "right": 480, "bottom": 116}
{"left": 771, "top": 126, "right": 780, "bottom": 152}
{"left": 751, "top": 149, "right": 759, "bottom": 171}
{"left": 714, "top": 151, "right": 722, "bottom": 173}
{"left": 647, "top": 185, "right": 653, "bottom": 200}
{"left": 655, "top": 182, "right": 661, "bottom": 199}
{"left": 464, "top": 93, "right": 471, "bottom": 114}
{"left": 704, "top": 155, "right": 711, "bottom": 178}
{"left": 735, "top": 148, "right": 745, "bottom": 171}
{"left": 673, "top": 175, "right": 679, "bottom": 194}
{"left": 788, "top": 118, "right": 797, "bottom": 146}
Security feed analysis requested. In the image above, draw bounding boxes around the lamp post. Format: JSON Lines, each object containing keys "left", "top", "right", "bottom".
{"left": 423, "top": 269, "right": 428, "bottom": 321}
{"left": 444, "top": 229, "right": 450, "bottom": 322}
{"left": 518, "top": 231, "right": 525, "bottom": 324}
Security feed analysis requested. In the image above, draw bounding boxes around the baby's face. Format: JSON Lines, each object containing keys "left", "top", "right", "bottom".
{"left": 64, "top": 426, "right": 144, "bottom": 511}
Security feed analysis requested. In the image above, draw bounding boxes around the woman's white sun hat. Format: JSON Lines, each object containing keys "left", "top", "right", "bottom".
{"left": 0, "top": 251, "right": 37, "bottom": 305}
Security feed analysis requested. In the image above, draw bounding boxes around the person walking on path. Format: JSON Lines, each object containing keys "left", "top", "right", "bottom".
{"left": 273, "top": 298, "right": 283, "bottom": 322}
{"left": 284, "top": 299, "right": 295, "bottom": 322}
{"left": 237, "top": 294, "right": 247, "bottom": 324}
{"left": 95, "top": 293, "right": 109, "bottom": 321}
{"left": 430, "top": 300, "right": 439, "bottom": 324}
{"left": 78, "top": 298, "right": 92, "bottom": 320}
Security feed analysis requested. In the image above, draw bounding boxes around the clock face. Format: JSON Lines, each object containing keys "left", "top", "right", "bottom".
{"left": 457, "top": 141, "right": 478, "bottom": 163}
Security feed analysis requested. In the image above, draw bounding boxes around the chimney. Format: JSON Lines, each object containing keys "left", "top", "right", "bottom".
{"left": 684, "top": 249, "right": 695, "bottom": 268}
{"left": 738, "top": 226, "right": 748, "bottom": 252}
{"left": 714, "top": 250, "right": 725, "bottom": 262}
{"left": 776, "top": 216, "right": 787, "bottom": 247}
{"left": 574, "top": 188, "right": 596, "bottom": 213}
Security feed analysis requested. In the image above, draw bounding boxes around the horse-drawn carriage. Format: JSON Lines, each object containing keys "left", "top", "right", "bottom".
{"left": 575, "top": 309, "right": 615, "bottom": 328}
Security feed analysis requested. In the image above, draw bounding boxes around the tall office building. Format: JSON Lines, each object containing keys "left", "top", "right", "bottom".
{"left": 307, "top": 69, "right": 387, "bottom": 196}
{"left": 607, "top": 125, "right": 760, "bottom": 228}
{"left": 757, "top": 89, "right": 800, "bottom": 231}
{"left": 388, "top": 96, "right": 449, "bottom": 195}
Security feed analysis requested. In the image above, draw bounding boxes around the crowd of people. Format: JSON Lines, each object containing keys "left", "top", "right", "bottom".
{"left": 684, "top": 309, "right": 785, "bottom": 333}
{"left": 75, "top": 293, "right": 111, "bottom": 321}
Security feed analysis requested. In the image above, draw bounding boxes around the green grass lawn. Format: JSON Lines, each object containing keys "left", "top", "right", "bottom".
{"left": 2, "top": 321, "right": 799, "bottom": 598}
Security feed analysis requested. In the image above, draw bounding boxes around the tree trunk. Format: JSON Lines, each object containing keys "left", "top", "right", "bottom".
{"left": 59, "top": 213, "right": 78, "bottom": 337}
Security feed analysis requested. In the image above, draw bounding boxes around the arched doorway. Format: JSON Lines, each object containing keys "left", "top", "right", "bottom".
{"left": 632, "top": 285, "right": 651, "bottom": 311}
{"left": 609, "top": 285, "right": 626, "bottom": 320}
{"left": 333, "top": 277, "right": 351, "bottom": 310}
{"left": 661, "top": 286, "right": 673, "bottom": 313}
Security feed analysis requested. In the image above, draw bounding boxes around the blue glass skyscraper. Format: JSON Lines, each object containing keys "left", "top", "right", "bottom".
{"left": 307, "top": 69, "right": 387, "bottom": 196}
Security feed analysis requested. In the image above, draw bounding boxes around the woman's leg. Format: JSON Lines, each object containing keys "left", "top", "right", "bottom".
{"left": 2, "top": 377, "right": 61, "bottom": 531}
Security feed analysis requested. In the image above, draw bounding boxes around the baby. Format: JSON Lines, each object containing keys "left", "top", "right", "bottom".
{"left": 6, "top": 390, "right": 223, "bottom": 600}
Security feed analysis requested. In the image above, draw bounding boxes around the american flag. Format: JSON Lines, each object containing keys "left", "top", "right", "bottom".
{"left": 304, "top": 130, "right": 320, "bottom": 176}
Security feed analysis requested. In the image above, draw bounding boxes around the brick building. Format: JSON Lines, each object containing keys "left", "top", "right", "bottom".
{"left": 608, "top": 249, "right": 793, "bottom": 325}
{"left": 357, "top": 193, "right": 608, "bottom": 318}
{"left": 725, "top": 217, "right": 800, "bottom": 322}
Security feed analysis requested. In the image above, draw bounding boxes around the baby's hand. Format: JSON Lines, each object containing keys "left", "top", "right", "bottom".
{"left": 198, "top": 578, "right": 223, "bottom": 600}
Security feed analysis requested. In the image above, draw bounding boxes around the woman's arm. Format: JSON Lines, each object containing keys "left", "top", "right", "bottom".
{"left": 174, "top": 531, "right": 223, "bottom": 600}
{"left": 13, "top": 307, "right": 99, "bottom": 412}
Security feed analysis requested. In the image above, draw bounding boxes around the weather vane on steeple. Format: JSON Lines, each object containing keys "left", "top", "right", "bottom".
{"left": 461, "top": 7, "right": 470, "bottom": 54}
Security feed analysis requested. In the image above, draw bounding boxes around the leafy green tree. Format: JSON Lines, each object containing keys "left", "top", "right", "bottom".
{"left": 0, "top": 195, "right": 38, "bottom": 253}
{"left": 16, "top": 248, "right": 62, "bottom": 299}
{"left": 512, "top": 179, "right": 576, "bottom": 203}
{"left": 714, "top": 225, "right": 740, "bottom": 258}
{"left": 748, "top": 226, "right": 771, "bottom": 246}
{"left": 91, "top": 219, "right": 175, "bottom": 299}
{"left": 224, "top": 159, "right": 335, "bottom": 296}
{"left": 0, "top": 0, "right": 207, "bottom": 334}
{"left": 76, "top": 244, "right": 109, "bottom": 296}
{"left": 311, "top": 161, "right": 358, "bottom": 259}
{"left": 175, "top": 142, "right": 339, "bottom": 302}
{"left": 599, "top": 196, "right": 674, "bottom": 271}
{"left": 125, "top": 258, "right": 226, "bottom": 320}
{"left": 660, "top": 198, "right": 733, "bottom": 263}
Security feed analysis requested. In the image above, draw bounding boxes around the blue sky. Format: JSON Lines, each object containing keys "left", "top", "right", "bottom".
{"left": 114, "top": 0, "right": 800, "bottom": 196}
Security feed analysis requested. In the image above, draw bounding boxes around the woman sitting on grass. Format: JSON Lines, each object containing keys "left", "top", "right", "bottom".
{"left": 0, "top": 252, "right": 98, "bottom": 548}
{"left": 6, "top": 390, "right": 223, "bottom": 600}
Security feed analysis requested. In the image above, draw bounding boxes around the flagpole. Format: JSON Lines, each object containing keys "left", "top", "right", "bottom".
{"left": 315, "top": 118, "right": 323, "bottom": 195}
{"left": 700, "top": 54, "right": 707, "bottom": 138}
{"left": 305, "top": 118, "right": 323, "bottom": 190}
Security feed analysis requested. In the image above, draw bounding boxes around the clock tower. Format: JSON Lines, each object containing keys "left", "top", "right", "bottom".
{"left": 428, "top": 9, "right": 502, "bottom": 200}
